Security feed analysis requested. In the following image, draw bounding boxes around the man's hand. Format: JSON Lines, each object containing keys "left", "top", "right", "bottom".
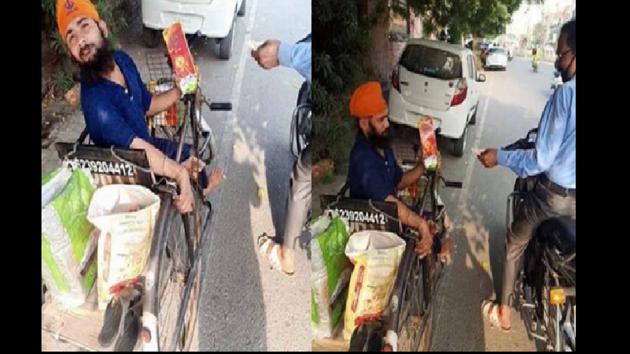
{"left": 478, "top": 148, "right": 498, "bottom": 168}
{"left": 251, "top": 40, "right": 280, "bottom": 70}
{"left": 174, "top": 168, "right": 194, "bottom": 213}
{"left": 415, "top": 220, "right": 434, "bottom": 258}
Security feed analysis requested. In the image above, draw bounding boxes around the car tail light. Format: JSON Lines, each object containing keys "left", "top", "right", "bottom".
{"left": 450, "top": 78, "right": 468, "bottom": 106}
{"left": 392, "top": 67, "right": 400, "bottom": 92}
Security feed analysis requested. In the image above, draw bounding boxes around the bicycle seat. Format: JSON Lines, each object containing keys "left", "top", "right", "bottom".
{"left": 536, "top": 217, "right": 576, "bottom": 255}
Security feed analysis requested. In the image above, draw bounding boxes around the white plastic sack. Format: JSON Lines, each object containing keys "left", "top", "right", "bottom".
{"left": 87, "top": 184, "right": 160, "bottom": 309}
{"left": 343, "top": 230, "right": 406, "bottom": 340}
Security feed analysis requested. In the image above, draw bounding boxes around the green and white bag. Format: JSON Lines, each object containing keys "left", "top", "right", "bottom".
{"left": 41, "top": 167, "right": 98, "bottom": 308}
{"left": 311, "top": 215, "right": 353, "bottom": 339}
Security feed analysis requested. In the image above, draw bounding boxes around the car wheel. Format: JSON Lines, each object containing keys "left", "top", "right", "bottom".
{"left": 218, "top": 16, "right": 236, "bottom": 60}
{"left": 238, "top": 0, "right": 246, "bottom": 16}
{"left": 469, "top": 105, "right": 478, "bottom": 125}
{"left": 142, "top": 26, "right": 161, "bottom": 48}
{"left": 452, "top": 125, "right": 467, "bottom": 157}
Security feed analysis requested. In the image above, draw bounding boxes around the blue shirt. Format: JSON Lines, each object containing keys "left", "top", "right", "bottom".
{"left": 278, "top": 34, "right": 311, "bottom": 83}
{"left": 348, "top": 133, "right": 403, "bottom": 201}
{"left": 498, "top": 76, "right": 576, "bottom": 189}
{"left": 81, "top": 50, "right": 153, "bottom": 149}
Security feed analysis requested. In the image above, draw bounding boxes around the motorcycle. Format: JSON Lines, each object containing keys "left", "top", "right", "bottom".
{"left": 505, "top": 129, "right": 576, "bottom": 352}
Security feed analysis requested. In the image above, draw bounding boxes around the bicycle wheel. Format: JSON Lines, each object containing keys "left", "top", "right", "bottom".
{"left": 154, "top": 192, "right": 205, "bottom": 351}
{"left": 397, "top": 255, "right": 424, "bottom": 351}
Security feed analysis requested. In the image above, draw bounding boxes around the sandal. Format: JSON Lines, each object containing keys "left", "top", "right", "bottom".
{"left": 257, "top": 233, "right": 294, "bottom": 276}
{"left": 481, "top": 299, "right": 511, "bottom": 333}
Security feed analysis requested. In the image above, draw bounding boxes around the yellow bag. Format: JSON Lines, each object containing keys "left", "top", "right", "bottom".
{"left": 87, "top": 185, "right": 160, "bottom": 309}
{"left": 343, "top": 231, "right": 405, "bottom": 340}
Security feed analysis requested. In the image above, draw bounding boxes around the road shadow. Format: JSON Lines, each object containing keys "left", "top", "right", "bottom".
{"left": 197, "top": 121, "right": 268, "bottom": 351}
{"left": 431, "top": 202, "right": 494, "bottom": 351}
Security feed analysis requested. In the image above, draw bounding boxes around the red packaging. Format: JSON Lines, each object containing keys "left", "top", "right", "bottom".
{"left": 163, "top": 22, "right": 199, "bottom": 94}
{"left": 418, "top": 116, "right": 439, "bottom": 171}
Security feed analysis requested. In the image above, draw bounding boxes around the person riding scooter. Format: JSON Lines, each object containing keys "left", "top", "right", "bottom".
{"left": 531, "top": 47, "right": 540, "bottom": 72}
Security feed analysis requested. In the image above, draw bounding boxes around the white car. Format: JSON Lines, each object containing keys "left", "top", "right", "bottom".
{"left": 389, "top": 39, "right": 486, "bottom": 156}
{"left": 485, "top": 47, "right": 508, "bottom": 71}
{"left": 141, "top": 0, "right": 246, "bottom": 60}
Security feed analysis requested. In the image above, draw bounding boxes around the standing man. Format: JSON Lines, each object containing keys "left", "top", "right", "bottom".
{"left": 252, "top": 35, "right": 311, "bottom": 275}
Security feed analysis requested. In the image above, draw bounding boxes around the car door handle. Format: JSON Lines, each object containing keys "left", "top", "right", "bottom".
{"left": 400, "top": 81, "right": 409, "bottom": 86}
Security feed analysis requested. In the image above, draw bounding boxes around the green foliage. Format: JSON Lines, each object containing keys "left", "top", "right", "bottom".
{"left": 392, "top": 0, "right": 540, "bottom": 40}
{"left": 52, "top": 70, "right": 75, "bottom": 93}
{"left": 312, "top": 0, "right": 380, "bottom": 169}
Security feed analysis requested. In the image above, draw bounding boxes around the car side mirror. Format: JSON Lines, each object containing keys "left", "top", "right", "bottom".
{"left": 477, "top": 73, "right": 486, "bottom": 82}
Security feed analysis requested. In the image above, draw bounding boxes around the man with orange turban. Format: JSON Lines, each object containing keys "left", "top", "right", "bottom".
{"left": 347, "top": 81, "right": 453, "bottom": 258}
{"left": 55, "top": 0, "right": 223, "bottom": 214}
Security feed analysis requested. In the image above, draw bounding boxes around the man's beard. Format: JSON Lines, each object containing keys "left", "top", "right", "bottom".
{"left": 77, "top": 38, "right": 115, "bottom": 85}
{"left": 366, "top": 122, "right": 391, "bottom": 150}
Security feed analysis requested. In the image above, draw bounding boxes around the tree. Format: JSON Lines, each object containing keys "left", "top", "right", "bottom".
{"left": 312, "top": 0, "right": 380, "bottom": 165}
{"left": 391, "top": 0, "right": 543, "bottom": 44}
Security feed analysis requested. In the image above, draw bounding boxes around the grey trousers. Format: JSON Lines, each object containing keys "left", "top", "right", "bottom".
{"left": 281, "top": 144, "right": 311, "bottom": 250}
{"left": 500, "top": 177, "right": 576, "bottom": 307}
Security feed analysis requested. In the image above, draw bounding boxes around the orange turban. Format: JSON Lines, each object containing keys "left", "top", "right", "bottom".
{"left": 56, "top": 0, "right": 101, "bottom": 38}
{"left": 349, "top": 81, "right": 388, "bottom": 119}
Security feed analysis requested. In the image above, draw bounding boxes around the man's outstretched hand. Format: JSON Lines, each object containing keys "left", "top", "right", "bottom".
{"left": 478, "top": 148, "right": 498, "bottom": 168}
{"left": 251, "top": 39, "right": 280, "bottom": 70}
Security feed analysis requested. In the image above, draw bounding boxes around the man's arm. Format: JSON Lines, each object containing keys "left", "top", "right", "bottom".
{"left": 484, "top": 87, "right": 571, "bottom": 176}
{"left": 84, "top": 100, "right": 193, "bottom": 212}
{"left": 252, "top": 37, "right": 312, "bottom": 83}
{"left": 129, "top": 138, "right": 193, "bottom": 213}
{"left": 385, "top": 195, "right": 433, "bottom": 257}
{"left": 397, "top": 164, "right": 424, "bottom": 190}
{"left": 277, "top": 41, "right": 311, "bottom": 83}
{"left": 146, "top": 87, "right": 181, "bottom": 117}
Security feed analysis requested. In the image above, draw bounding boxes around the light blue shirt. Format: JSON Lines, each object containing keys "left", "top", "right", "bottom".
{"left": 497, "top": 76, "right": 576, "bottom": 189}
{"left": 278, "top": 36, "right": 311, "bottom": 83}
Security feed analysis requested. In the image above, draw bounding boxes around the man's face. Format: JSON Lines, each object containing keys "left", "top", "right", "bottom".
{"left": 369, "top": 112, "right": 390, "bottom": 137}
{"left": 362, "top": 111, "right": 391, "bottom": 150}
{"left": 555, "top": 33, "right": 575, "bottom": 80}
{"left": 64, "top": 17, "right": 107, "bottom": 64}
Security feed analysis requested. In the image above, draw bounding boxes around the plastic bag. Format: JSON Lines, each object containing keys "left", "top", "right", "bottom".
{"left": 343, "top": 230, "right": 405, "bottom": 340}
{"left": 311, "top": 215, "right": 353, "bottom": 339}
{"left": 41, "top": 167, "right": 98, "bottom": 308}
{"left": 87, "top": 185, "right": 160, "bottom": 309}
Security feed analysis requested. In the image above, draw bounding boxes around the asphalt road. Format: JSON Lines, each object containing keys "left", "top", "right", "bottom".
{"left": 179, "top": 0, "right": 312, "bottom": 350}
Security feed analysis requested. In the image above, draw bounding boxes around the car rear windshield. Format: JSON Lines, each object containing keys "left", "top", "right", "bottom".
{"left": 488, "top": 48, "right": 506, "bottom": 54}
{"left": 400, "top": 44, "right": 462, "bottom": 80}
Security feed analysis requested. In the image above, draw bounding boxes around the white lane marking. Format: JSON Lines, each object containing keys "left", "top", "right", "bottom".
{"left": 457, "top": 78, "right": 494, "bottom": 208}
